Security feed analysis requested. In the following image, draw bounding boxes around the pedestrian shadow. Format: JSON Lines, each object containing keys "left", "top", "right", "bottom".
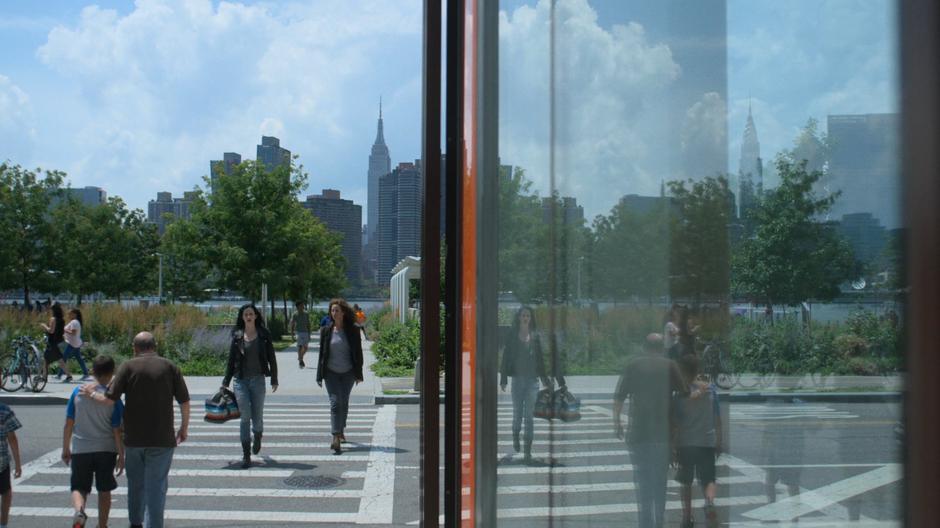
{"left": 497, "top": 454, "right": 563, "bottom": 467}
{"left": 221, "top": 458, "right": 317, "bottom": 471}
{"left": 341, "top": 443, "right": 409, "bottom": 454}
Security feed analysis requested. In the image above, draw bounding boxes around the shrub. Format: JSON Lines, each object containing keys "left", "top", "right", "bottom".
{"left": 371, "top": 317, "right": 420, "bottom": 377}
{"left": 833, "top": 334, "right": 869, "bottom": 358}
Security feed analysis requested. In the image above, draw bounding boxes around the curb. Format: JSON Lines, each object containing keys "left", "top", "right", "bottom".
{"left": 0, "top": 393, "right": 70, "bottom": 406}
{"left": 374, "top": 391, "right": 903, "bottom": 405}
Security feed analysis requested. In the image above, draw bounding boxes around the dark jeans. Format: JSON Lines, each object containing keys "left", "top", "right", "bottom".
{"left": 510, "top": 377, "right": 539, "bottom": 443}
{"left": 63, "top": 344, "right": 88, "bottom": 376}
{"left": 324, "top": 369, "right": 355, "bottom": 434}
{"left": 631, "top": 442, "right": 671, "bottom": 528}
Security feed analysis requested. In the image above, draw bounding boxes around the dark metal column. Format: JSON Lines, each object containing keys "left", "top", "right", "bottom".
{"left": 900, "top": 1, "right": 940, "bottom": 526}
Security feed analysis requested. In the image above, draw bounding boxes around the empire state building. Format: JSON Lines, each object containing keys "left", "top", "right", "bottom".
{"left": 367, "top": 99, "right": 391, "bottom": 245}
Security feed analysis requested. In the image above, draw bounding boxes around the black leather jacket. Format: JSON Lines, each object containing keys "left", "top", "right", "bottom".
{"left": 223, "top": 329, "right": 278, "bottom": 387}
{"left": 316, "top": 325, "right": 364, "bottom": 383}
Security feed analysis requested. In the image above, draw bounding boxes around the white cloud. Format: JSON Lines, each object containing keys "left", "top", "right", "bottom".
{"left": 499, "top": 0, "right": 680, "bottom": 219}
{"left": 681, "top": 92, "right": 727, "bottom": 179}
{"left": 0, "top": 74, "right": 37, "bottom": 163}
{"left": 29, "top": 0, "right": 421, "bottom": 209}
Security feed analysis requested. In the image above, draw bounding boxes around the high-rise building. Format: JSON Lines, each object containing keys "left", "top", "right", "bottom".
{"left": 542, "top": 196, "right": 584, "bottom": 226}
{"left": 209, "top": 152, "right": 242, "bottom": 194}
{"left": 827, "top": 114, "right": 900, "bottom": 228}
{"left": 148, "top": 191, "right": 197, "bottom": 234}
{"left": 302, "top": 189, "right": 363, "bottom": 283}
{"left": 377, "top": 160, "right": 422, "bottom": 285}
{"left": 367, "top": 99, "right": 391, "bottom": 245}
{"left": 256, "top": 136, "right": 291, "bottom": 173}
{"left": 59, "top": 186, "right": 107, "bottom": 207}
{"left": 836, "top": 212, "right": 887, "bottom": 265}
{"left": 738, "top": 103, "right": 762, "bottom": 222}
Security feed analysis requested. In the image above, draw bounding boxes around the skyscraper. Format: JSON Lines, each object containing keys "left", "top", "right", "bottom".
{"left": 377, "top": 160, "right": 422, "bottom": 285}
{"left": 302, "top": 189, "right": 363, "bottom": 283}
{"left": 367, "top": 99, "right": 391, "bottom": 245}
{"left": 209, "top": 152, "right": 241, "bottom": 194}
{"left": 148, "top": 191, "right": 197, "bottom": 234}
{"left": 738, "top": 103, "right": 762, "bottom": 224}
{"left": 827, "top": 114, "right": 900, "bottom": 228}
{"left": 62, "top": 186, "right": 107, "bottom": 207}
{"left": 256, "top": 136, "right": 291, "bottom": 173}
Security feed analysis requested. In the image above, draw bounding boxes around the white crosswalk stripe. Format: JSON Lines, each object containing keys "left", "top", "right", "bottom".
{"left": 11, "top": 403, "right": 395, "bottom": 526}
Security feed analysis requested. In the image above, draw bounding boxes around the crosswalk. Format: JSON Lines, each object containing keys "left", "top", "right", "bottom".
{"left": 11, "top": 401, "right": 397, "bottom": 526}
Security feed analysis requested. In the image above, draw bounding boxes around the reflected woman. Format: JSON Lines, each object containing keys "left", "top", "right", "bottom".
{"left": 500, "top": 306, "right": 552, "bottom": 463}
{"left": 316, "top": 299, "right": 364, "bottom": 455}
{"left": 222, "top": 303, "right": 279, "bottom": 469}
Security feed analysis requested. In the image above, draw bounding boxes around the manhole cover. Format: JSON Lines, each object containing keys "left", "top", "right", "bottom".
{"left": 284, "top": 475, "right": 345, "bottom": 489}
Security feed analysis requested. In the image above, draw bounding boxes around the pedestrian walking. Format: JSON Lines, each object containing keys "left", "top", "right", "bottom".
{"left": 80, "top": 331, "right": 190, "bottom": 528}
{"left": 63, "top": 308, "right": 90, "bottom": 381}
{"left": 62, "top": 355, "right": 125, "bottom": 528}
{"left": 316, "top": 299, "right": 363, "bottom": 455}
{"left": 289, "top": 301, "right": 312, "bottom": 369}
{"left": 41, "top": 301, "right": 73, "bottom": 382}
{"left": 0, "top": 403, "right": 22, "bottom": 528}
{"left": 613, "top": 333, "right": 689, "bottom": 528}
{"left": 353, "top": 304, "right": 368, "bottom": 339}
{"left": 222, "top": 303, "right": 279, "bottom": 469}
{"left": 673, "top": 354, "right": 722, "bottom": 528}
{"left": 499, "top": 306, "right": 553, "bottom": 464}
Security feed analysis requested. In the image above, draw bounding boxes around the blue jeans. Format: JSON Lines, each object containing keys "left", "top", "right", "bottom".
{"left": 63, "top": 344, "right": 88, "bottom": 376}
{"left": 233, "top": 376, "right": 266, "bottom": 444}
{"left": 324, "top": 369, "right": 355, "bottom": 434}
{"left": 125, "top": 446, "right": 175, "bottom": 528}
{"left": 511, "top": 377, "right": 539, "bottom": 443}
{"left": 631, "top": 442, "right": 671, "bottom": 528}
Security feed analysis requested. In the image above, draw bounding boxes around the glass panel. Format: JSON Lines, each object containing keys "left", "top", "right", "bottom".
{"left": 488, "top": 0, "right": 904, "bottom": 526}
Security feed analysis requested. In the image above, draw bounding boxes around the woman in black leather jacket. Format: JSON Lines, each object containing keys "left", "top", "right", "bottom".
{"left": 316, "top": 298, "right": 364, "bottom": 454}
{"left": 222, "top": 303, "right": 278, "bottom": 468}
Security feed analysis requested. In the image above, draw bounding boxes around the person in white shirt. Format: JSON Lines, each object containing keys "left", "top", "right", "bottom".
{"left": 63, "top": 308, "right": 90, "bottom": 381}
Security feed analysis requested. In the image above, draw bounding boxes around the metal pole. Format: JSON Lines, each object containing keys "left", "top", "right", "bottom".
{"left": 158, "top": 254, "right": 163, "bottom": 302}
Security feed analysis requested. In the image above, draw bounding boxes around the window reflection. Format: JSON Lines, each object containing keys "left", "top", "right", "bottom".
{"left": 488, "top": 0, "right": 903, "bottom": 526}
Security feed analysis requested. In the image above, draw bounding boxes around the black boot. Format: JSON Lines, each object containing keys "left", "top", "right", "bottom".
{"left": 252, "top": 431, "right": 263, "bottom": 455}
{"left": 523, "top": 439, "right": 533, "bottom": 464}
{"left": 241, "top": 441, "right": 251, "bottom": 469}
{"left": 513, "top": 432, "right": 521, "bottom": 453}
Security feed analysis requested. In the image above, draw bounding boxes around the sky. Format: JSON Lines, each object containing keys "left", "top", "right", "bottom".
{"left": 0, "top": 0, "right": 899, "bottom": 223}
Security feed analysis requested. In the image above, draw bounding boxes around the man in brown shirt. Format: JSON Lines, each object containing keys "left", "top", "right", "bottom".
{"left": 613, "top": 333, "right": 688, "bottom": 528}
{"left": 82, "top": 331, "right": 190, "bottom": 528}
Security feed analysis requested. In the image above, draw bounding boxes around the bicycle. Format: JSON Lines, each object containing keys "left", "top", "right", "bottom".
{"left": 700, "top": 339, "right": 738, "bottom": 390}
{"left": 0, "top": 336, "right": 48, "bottom": 393}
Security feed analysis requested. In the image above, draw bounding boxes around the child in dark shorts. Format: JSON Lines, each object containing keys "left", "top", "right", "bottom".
{"left": 0, "top": 404, "right": 22, "bottom": 528}
{"left": 62, "top": 356, "right": 125, "bottom": 528}
{"left": 673, "top": 354, "right": 722, "bottom": 528}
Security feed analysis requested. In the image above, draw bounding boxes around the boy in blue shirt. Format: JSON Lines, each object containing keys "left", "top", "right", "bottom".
{"left": 0, "top": 404, "right": 22, "bottom": 528}
{"left": 673, "top": 354, "right": 723, "bottom": 528}
{"left": 63, "top": 356, "right": 125, "bottom": 528}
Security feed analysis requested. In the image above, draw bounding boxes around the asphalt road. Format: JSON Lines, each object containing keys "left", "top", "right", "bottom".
{"left": 3, "top": 397, "right": 903, "bottom": 527}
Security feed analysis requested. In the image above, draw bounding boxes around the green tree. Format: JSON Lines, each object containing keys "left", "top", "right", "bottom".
{"left": 160, "top": 215, "right": 213, "bottom": 302}
{"left": 732, "top": 157, "right": 855, "bottom": 309}
{"left": 668, "top": 176, "right": 733, "bottom": 305}
{"left": 0, "top": 163, "right": 65, "bottom": 305}
{"left": 497, "top": 166, "right": 547, "bottom": 303}
{"left": 590, "top": 200, "right": 668, "bottom": 303}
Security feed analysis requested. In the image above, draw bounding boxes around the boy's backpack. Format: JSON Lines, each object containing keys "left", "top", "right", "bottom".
{"left": 204, "top": 387, "right": 240, "bottom": 423}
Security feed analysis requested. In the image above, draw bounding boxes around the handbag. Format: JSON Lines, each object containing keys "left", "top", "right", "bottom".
{"left": 533, "top": 388, "right": 555, "bottom": 420}
{"left": 204, "top": 387, "right": 240, "bottom": 423}
{"left": 552, "top": 386, "right": 581, "bottom": 422}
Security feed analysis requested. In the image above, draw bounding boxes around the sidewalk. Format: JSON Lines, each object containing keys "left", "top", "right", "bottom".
{"left": 1, "top": 334, "right": 380, "bottom": 404}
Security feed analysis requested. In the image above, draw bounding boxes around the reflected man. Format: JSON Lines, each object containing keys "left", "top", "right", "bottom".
{"left": 613, "top": 333, "right": 688, "bottom": 528}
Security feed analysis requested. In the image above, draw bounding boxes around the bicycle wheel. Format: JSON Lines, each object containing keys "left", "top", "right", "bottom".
{"left": 27, "top": 346, "right": 47, "bottom": 393}
{"left": 0, "top": 352, "right": 27, "bottom": 392}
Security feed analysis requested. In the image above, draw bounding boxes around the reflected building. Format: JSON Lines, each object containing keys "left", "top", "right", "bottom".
{"left": 738, "top": 104, "right": 763, "bottom": 225}
{"left": 377, "top": 160, "right": 422, "bottom": 285}
{"left": 58, "top": 186, "right": 107, "bottom": 207}
{"left": 835, "top": 212, "right": 887, "bottom": 265}
{"left": 541, "top": 196, "right": 584, "bottom": 225}
{"left": 302, "top": 189, "right": 363, "bottom": 283}
{"left": 827, "top": 114, "right": 900, "bottom": 228}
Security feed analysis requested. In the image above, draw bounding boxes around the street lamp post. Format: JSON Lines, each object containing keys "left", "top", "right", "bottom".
{"left": 157, "top": 253, "right": 164, "bottom": 303}
{"left": 576, "top": 256, "right": 584, "bottom": 303}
